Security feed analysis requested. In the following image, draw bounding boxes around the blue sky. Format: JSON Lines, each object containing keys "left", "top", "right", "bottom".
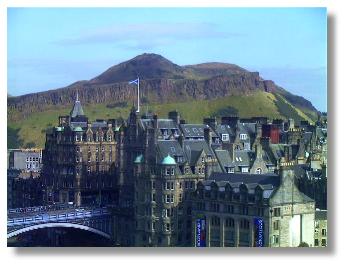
{"left": 7, "top": 8, "right": 327, "bottom": 111}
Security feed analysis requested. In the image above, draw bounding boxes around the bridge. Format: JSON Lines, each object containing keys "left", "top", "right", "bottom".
{"left": 7, "top": 204, "right": 114, "bottom": 241}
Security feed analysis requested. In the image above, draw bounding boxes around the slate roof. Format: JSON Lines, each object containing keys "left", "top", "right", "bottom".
{"left": 215, "top": 149, "right": 234, "bottom": 169}
{"left": 232, "top": 150, "right": 254, "bottom": 167}
{"left": 157, "top": 140, "right": 186, "bottom": 164}
{"left": 180, "top": 124, "right": 217, "bottom": 138}
{"left": 209, "top": 172, "right": 280, "bottom": 188}
{"left": 215, "top": 124, "right": 235, "bottom": 136}
{"left": 315, "top": 210, "right": 327, "bottom": 221}
{"left": 139, "top": 118, "right": 179, "bottom": 131}
{"left": 70, "top": 99, "right": 84, "bottom": 118}
{"left": 237, "top": 122, "right": 256, "bottom": 135}
{"left": 182, "top": 140, "right": 214, "bottom": 166}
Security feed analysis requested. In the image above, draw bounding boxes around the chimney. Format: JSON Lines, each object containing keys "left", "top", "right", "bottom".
{"left": 203, "top": 117, "right": 217, "bottom": 130}
{"left": 168, "top": 110, "right": 180, "bottom": 125}
{"left": 256, "top": 123, "right": 262, "bottom": 139}
{"left": 256, "top": 143, "right": 262, "bottom": 159}
{"left": 204, "top": 127, "right": 212, "bottom": 147}
{"left": 153, "top": 114, "right": 158, "bottom": 129}
{"left": 279, "top": 158, "right": 296, "bottom": 185}
{"left": 178, "top": 134, "right": 184, "bottom": 147}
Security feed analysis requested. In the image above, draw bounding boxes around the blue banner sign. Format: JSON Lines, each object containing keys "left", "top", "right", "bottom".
{"left": 254, "top": 217, "right": 264, "bottom": 247}
{"left": 196, "top": 218, "right": 206, "bottom": 247}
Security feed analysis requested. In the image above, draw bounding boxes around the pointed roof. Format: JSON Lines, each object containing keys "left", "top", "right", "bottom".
{"left": 70, "top": 92, "right": 85, "bottom": 118}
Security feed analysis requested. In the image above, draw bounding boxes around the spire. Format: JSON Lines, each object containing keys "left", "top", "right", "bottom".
{"left": 70, "top": 91, "right": 85, "bottom": 118}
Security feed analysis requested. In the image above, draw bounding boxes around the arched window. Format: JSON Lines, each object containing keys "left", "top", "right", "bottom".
{"left": 256, "top": 168, "right": 262, "bottom": 174}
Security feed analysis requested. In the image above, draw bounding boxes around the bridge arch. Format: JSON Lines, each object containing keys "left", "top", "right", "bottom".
{"left": 7, "top": 222, "right": 111, "bottom": 240}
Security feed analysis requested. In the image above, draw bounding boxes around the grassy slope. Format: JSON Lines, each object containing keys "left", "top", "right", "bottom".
{"left": 7, "top": 91, "right": 310, "bottom": 149}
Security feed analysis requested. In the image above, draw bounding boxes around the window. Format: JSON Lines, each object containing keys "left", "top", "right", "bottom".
{"left": 166, "top": 181, "right": 175, "bottom": 190}
{"left": 165, "top": 194, "right": 174, "bottom": 203}
{"left": 227, "top": 167, "right": 234, "bottom": 173}
{"left": 222, "top": 134, "right": 229, "bottom": 141}
{"left": 108, "top": 135, "right": 112, "bottom": 142}
{"left": 88, "top": 146, "right": 91, "bottom": 152}
{"left": 109, "top": 145, "right": 112, "bottom": 152}
{"left": 152, "top": 193, "right": 156, "bottom": 202}
{"left": 87, "top": 166, "right": 91, "bottom": 174}
{"left": 273, "top": 220, "right": 280, "bottom": 230}
{"left": 102, "top": 146, "right": 105, "bottom": 152}
{"left": 166, "top": 223, "right": 170, "bottom": 231}
{"left": 87, "top": 156, "right": 91, "bottom": 163}
{"left": 96, "top": 147, "right": 99, "bottom": 152}
{"left": 240, "top": 133, "right": 247, "bottom": 140}
{"left": 179, "top": 193, "right": 182, "bottom": 202}
{"left": 273, "top": 208, "right": 281, "bottom": 217}
{"left": 165, "top": 208, "right": 174, "bottom": 217}
{"left": 225, "top": 218, "right": 234, "bottom": 227}
{"left": 165, "top": 168, "right": 170, "bottom": 176}
{"left": 240, "top": 219, "right": 250, "bottom": 229}
{"left": 315, "top": 239, "right": 319, "bottom": 246}
{"left": 152, "top": 181, "right": 156, "bottom": 189}
{"left": 211, "top": 216, "right": 220, "bottom": 226}
{"left": 76, "top": 146, "right": 80, "bottom": 152}
{"left": 322, "top": 229, "right": 327, "bottom": 236}
{"left": 256, "top": 168, "right": 262, "bottom": 174}
{"left": 225, "top": 204, "right": 234, "bottom": 213}
{"left": 321, "top": 239, "right": 326, "bottom": 246}
{"left": 211, "top": 203, "right": 220, "bottom": 212}
{"left": 241, "top": 167, "right": 249, "bottom": 173}
{"left": 76, "top": 157, "right": 79, "bottom": 163}
{"left": 272, "top": 235, "right": 279, "bottom": 244}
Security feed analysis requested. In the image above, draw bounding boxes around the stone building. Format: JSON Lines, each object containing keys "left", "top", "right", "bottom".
{"left": 42, "top": 94, "right": 119, "bottom": 206}
{"left": 7, "top": 169, "right": 43, "bottom": 209}
{"left": 8, "top": 148, "right": 42, "bottom": 172}
{"left": 314, "top": 209, "right": 327, "bottom": 247}
{"left": 131, "top": 111, "right": 222, "bottom": 246}
{"left": 190, "top": 160, "right": 315, "bottom": 247}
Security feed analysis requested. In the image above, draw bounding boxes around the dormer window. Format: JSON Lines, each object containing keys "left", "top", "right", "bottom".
{"left": 242, "top": 167, "right": 249, "bottom": 173}
{"left": 256, "top": 168, "right": 262, "bottom": 174}
{"left": 108, "top": 135, "right": 112, "bottom": 142}
{"left": 240, "top": 133, "right": 248, "bottom": 140}
{"left": 222, "top": 134, "right": 229, "bottom": 141}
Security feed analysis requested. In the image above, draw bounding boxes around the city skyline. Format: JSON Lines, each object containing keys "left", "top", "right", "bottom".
{"left": 7, "top": 8, "right": 327, "bottom": 111}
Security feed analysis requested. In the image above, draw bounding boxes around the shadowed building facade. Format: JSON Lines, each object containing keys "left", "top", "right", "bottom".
{"left": 42, "top": 94, "right": 119, "bottom": 206}
{"left": 190, "top": 160, "right": 315, "bottom": 247}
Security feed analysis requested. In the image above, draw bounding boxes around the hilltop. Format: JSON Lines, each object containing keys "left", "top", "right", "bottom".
{"left": 7, "top": 53, "right": 318, "bottom": 148}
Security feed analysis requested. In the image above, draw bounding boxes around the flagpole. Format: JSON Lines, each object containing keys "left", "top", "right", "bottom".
{"left": 137, "top": 77, "right": 140, "bottom": 113}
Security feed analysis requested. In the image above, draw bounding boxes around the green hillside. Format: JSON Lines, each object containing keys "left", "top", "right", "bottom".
{"left": 7, "top": 91, "right": 314, "bottom": 149}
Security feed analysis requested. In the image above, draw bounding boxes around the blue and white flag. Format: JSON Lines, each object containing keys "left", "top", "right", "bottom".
{"left": 128, "top": 78, "right": 139, "bottom": 85}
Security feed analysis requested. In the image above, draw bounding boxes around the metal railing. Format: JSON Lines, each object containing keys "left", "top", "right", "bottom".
{"left": 7, "top": 207, "right": 110, "bottom": 228}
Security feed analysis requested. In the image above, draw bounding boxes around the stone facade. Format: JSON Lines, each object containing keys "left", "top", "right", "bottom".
{"left": 42, "top": 95, "right": 119, "bottom": 206}
{"left": 190, "top": 161, "right": 315, "bottom": 247}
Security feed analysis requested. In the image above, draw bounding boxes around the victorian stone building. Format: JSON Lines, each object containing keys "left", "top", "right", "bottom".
{"left": 190, "top": 160, "right": 315, "bottom": 247}
{"left": 42, "top": 94, "right": 119, "bottom": 206}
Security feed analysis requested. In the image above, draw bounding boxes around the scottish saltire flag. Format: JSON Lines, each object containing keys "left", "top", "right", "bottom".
{"left": 129, "top": 78, "right": 139, "bottom": 85}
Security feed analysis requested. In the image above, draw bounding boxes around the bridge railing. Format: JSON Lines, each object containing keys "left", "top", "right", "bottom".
{"left": 7, "top": 207, "right": 110, "bottom": 228}
{"left": 8, "top": 203, "right": 76, "bottom": 215}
